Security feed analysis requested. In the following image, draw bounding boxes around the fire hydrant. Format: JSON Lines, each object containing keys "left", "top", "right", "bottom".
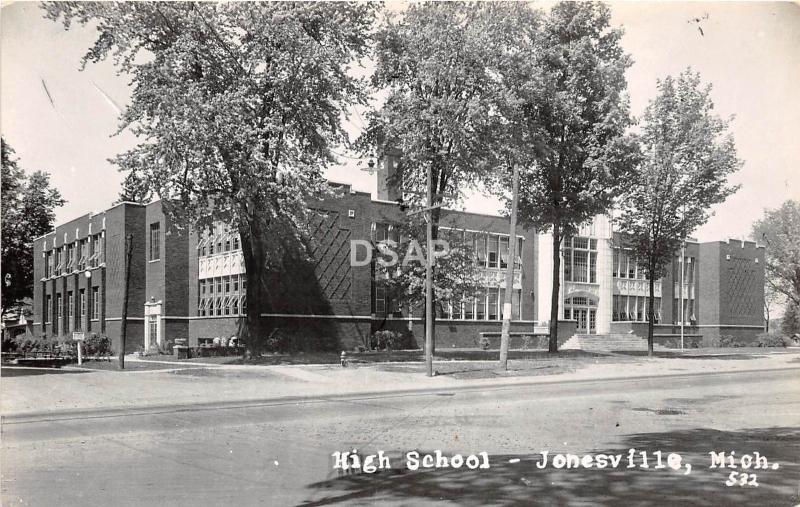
{"left": 340, "top": 351, "right": 348, "bottom": 367}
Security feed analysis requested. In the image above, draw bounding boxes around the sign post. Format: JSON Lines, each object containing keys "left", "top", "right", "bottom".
{"left": 73, "top": 331, "right": 85, "bottom": 365}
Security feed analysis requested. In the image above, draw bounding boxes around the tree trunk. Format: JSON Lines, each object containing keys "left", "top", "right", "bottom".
{"left": 647, "top": 273, "right": 655, "bottom": 357}
{"left": 238, "top": 215, "right": 271, "bottom": 357}
{"left": 119, "top": 233, "right": 133, "bottom": 369}
{"left": 548, "top": 227, "right": 561, "bottom": 353}
{"left": 499, "top": 163, "right": 520, "bottom": 369}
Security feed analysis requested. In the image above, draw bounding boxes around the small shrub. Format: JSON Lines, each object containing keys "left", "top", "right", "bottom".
{"left": 2, "top": 335, "right": 19, "bottom": 352}
{"left": 756, "top": 332, "right": 788, "bottom": 348}
{"left": 478, "top": 335, "right": 491, "bottom": 351}
{"left": 715, "top": 335, "right": 744, "bottom": 348}
{"left": 158, "top": 339, "right": 174, "bottom": 355}
{"left": 84, "top": 333, "right": 114, "bottom": 356}
{"left": 371, "top": 330, "right": 396, "bottom": 351}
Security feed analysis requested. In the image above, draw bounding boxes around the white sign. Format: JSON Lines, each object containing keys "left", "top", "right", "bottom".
{"left": 72, "top": 331, "right": 85, "bottom": 341}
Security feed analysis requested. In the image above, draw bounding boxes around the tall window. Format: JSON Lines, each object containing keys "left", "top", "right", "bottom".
{"left": 54, "top": 247, "right": 63, "bottom": 276}
{"left": 78, "top": 239, "right": 88, "bottom": 271}
{"left": 464, "top": 297, "right": 475, "bottom": 319}
{"left": 66, "top": 244, "right": 76, "bottom": 272}
{"left": 475, "top": 293, "right": 486, "bottom": 320}
{"left": 67, "top": 291, "right": 74, "bottom": 322}
{"left": 90, "top": 234, "right": 102, "bottom": 267}
{"left": 375, "top": 285, "right": 387, "bottom": 315}
{"left": 149, "top": 223, "right": 161, "bottom": 260}
{"left": 487, "top": 288, "right": 499, "bottom": 320}
{"left": 80, "top": 289, "right": 86, "bottom": 318}
{"left": 488, "top": 235, "right": 499, "bottom": 268}
{"left": 46, "top": 251, "right": 53, "bottom": 277}
{"left": 45, "top": 295, "right": 52, "bottom": 324}
{"left": 91, "top": 287, "right": 99, "bottom": 320}
{"left": 476, "top": 234, "right": 486, "bottom": 267}
{"left": 499, "top": 236, "right": 509, "bottom": 269}
{"left": 563, "top": 236, "right": 597, "bottom": 283}
{"left": 56, "top": 293, "right": 63, "bottom": 334}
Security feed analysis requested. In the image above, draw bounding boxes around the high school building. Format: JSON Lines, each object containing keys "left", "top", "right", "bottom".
{"left": 32, "top": 163, "right": 765, "bottom": 352}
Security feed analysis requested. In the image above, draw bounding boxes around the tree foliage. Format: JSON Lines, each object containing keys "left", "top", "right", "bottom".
{"left": 512, "top": 2, "right": 638, "bottom": 352}
{"left": 1, "top": 139, "right": 65, "bottom": 310}
{"left": 362, "top": 2, "right": 501, "bottom": 210}
{"left": 616, "top": 69, "right": 741, "bottom": 353}
{"left": 45, "top": 2, "right": 378, "bottom": 351}
{"left": 373, "top": 217, "right": 482, "bottom": 318}
{"left": 751, "top": 200, "right": 800, "bottom": 308}
{"left": 359, "top": 2, "right": 507, "bottom": 350}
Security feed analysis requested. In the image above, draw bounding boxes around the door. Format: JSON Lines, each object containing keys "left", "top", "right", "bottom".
{"left": 576, "top": 309, "right": 588, "bottom": 334}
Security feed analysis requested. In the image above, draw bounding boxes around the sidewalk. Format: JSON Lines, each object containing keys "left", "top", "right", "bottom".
{"left": 2, "top": 350, "right": 799, "bottom": 419}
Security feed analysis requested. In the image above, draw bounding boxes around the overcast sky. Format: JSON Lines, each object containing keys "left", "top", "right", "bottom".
{"left": 2, "top": 1, "right": 798, "bottom": 242}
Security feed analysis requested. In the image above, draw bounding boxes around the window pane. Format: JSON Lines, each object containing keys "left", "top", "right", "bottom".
{"left": 488, "top": 235, "right": 498, "bottom": 269}
{"left": 476, "top": 293, "right": 486, "bottom": 320}
{"left": 512, "top": 289, "right": 521, "bottom": 320}
{"left": 573, "top": 250, "right": 588, "bottom": 282}
{"left": 464, "top": 297, "right": 474, "bottom": 319}
{"left": 451, "top": 300, "right": 462, "bottom": 320}
{"left": 613, "top": 249, "right": 619, "bottom": 277}
{"left": 150, "top": 223, "right": 160, "bottom": 260}
{"left": 488, "top": 288, "right": 498, "bottom": 320}
{"left": 564, "top": 249, "right": 572, "bottom": 281}
{"left": 476, "top": 234, "right": 486, "bottom": 267}
{"left": 499, "top": 236, "right": 509, "bottom": 269}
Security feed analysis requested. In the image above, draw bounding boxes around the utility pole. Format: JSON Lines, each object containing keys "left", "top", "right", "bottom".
{"left": 425, "top": 163, "right": 434, "bottom": 377}
{"left": 499, "top": 163, "right": 520, "bottom": 370}
{"left": 119, "top": 233, "right": 134, "bottom": 369}
{"left": 680, "top": 241, "right": 685, "bottom": 352}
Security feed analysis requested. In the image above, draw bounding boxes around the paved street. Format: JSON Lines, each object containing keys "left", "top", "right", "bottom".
{"left": 2, "top": 367, "right": 799, "bottom": 506}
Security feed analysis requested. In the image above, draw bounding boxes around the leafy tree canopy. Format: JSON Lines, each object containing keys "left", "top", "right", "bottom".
{"left": 515, "top": 1, "right": 638, "bottom": 237}
{"left": 1, "top": 138, "right": 65, "bottom": 310}
{"left": 616, "top": 69, "right": 741, "bottom": 280}
{"left": 751, "top": 200, "right": 800, "bottom": 307}
{"left": 360, "top": 1, "right": 503, "bottom": 210}
{"left": 45, "top": 1, "right": 378, "bottom": 350}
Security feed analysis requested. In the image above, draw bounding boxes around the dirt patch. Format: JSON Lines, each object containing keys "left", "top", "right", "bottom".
{"left": 631, "top": 407, "right": 686, "bottom": 415}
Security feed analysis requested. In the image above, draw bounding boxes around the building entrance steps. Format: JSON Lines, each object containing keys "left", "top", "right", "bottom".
{"left": 561, "top": 333, "right": 670, "bottom": 352}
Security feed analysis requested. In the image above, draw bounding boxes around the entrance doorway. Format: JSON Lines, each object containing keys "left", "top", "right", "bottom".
{"left": 143, "top": 300, "right": 162, "bottom": 350}
{"left": 564, "top": 295, "right": 597, "bottom": 334}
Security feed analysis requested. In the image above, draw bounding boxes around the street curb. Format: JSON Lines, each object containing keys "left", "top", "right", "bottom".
{"left": 3, "top": 366, "right": 798, "bottom": 424}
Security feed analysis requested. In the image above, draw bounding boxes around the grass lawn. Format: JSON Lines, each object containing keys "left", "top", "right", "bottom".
{"left": 134, "top": 348, "right": 614, "bottom": 366}
{"left": 70, "top": 360, "right": 197, "bottom": 372}
{"left": 370, "top": 350, "right": 635, "bottom": 379}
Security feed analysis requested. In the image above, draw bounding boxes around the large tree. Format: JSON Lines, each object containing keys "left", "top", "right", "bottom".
{"left": 45, "top": 2, "right": 377, "bottom": 353}
{"left": 1, "top": 139, "right": 65, "bottom": 311}
{"left": 371, "top": 217, "right": 482, "bottom": 332}
{"left": 616, "top": 70, "right": 741, "bottom": 355}
{"left": 360, "top": 2, "right": 505, "bottom": 351}
{"left": 751, "top": 200, "right": 800, "bottom": 309}
{"left": 514, "top": 2, "right": 638, "bottom": 353}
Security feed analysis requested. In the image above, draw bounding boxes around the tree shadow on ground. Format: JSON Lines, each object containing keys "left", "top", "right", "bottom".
{"left": 1, "top": 367, "right": 91, "bottom": 377}
{"left": 301, "top": 427, "right": 800, "bottom": 506}
{"left": 616, "top": 351, "right": 761, "bottom": 360}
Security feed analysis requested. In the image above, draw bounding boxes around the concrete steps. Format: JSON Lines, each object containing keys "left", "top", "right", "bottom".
{"left": 561, "top": 333, "right": 668, "bottom": 352}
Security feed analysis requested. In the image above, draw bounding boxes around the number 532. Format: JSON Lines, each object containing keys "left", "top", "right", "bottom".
{"left": 725, "top": 472, "right": 758, "bottom": 487}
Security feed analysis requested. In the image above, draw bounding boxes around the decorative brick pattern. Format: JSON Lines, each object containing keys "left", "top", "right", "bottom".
{"left": 726, "top": 257, "right": 761, "bottom": 318}
{"left": 308, "top": 210, "right": 352, "bottom": 302}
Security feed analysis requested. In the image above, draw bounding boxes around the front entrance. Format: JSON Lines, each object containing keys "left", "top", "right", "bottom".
{"left": 564, "top": 295, "right": 597, "bottom": 334}
{"left": 143, "top": 300, "right": 162, "bottom": 350}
